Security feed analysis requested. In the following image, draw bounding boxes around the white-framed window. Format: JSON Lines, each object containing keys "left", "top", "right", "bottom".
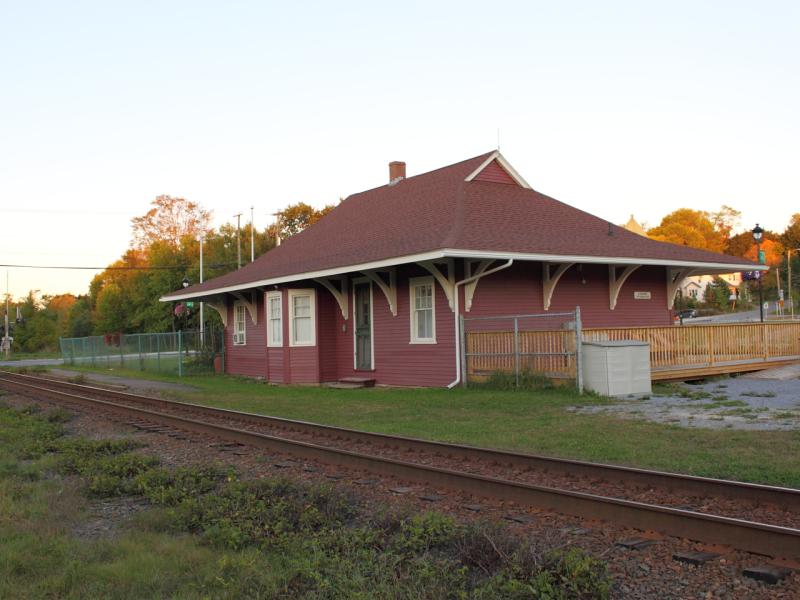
{"left": 409, "top": 276, "right": 436, "bottom": 344}
{"left": 233, "top": 303, "right": 247, "bottom": 345}
{"left": 288, "top": 289, "right": 316, "bottom": 346}
{"left": 266, "top": 291, "right": 282, "bottom": 347}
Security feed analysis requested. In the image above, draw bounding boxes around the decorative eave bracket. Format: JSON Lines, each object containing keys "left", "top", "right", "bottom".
{"left": 542, "top": 262, "right": 575, "bottom": 311}
{"left": 463, "top": 259, "right": 495, "bottom": 312}
{"left": 667, "top": 267, "right": 697, "bottom": 309}
{"left": 231, "top": 291, "right": 258, "bottom": 325}
{"left": 205, "top": 296, "right": 228, "bottom": 327}
{"left": 608, "top": 265, "right": 641, "bottom": 310}
{"left": 360, "top": 269, "right": 397, "bottom": 316}
{"left": 419, "top": 259, "right": 455, "bottom": 311}
{"left": 313, "top": 277, "right": 349, "bottom": 319}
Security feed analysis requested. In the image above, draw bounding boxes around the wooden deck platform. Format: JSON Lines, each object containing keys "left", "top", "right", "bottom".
{"left": 651, "top": 356, "right": 800, "bottom": 381}
{"left": 466, "top": 321, "right": 800, "bottom": 382}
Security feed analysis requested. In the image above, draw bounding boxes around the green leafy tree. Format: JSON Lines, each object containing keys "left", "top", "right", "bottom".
{"left": 65, "top": 296, "right": 93, "bottom": 338}
{"left": 93, "top": 283, "right": 128, "bottom": 334}
{"left": 702, "top": 277, "right": 731, "bottom": 311}
{"left": 8, "top": 292, "right": 73, "bottom": 352}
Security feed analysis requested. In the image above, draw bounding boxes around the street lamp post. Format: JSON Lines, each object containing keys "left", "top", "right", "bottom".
{"left": 752, "top": 224, "right": 764, "bottom": 323}
{"left": 789, "top": 248, "right": 800, "bottom": 321}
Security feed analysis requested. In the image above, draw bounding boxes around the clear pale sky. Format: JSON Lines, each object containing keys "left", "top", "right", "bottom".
{"left": 1, "top": 1, "right": 798, "bottom": 299}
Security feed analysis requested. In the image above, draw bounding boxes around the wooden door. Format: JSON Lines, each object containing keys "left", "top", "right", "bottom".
{"left": 354, "top": 282, "right": 372, "bottom": 370}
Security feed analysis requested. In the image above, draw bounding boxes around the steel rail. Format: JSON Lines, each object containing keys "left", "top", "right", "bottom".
{"left": 1, "top": 375, "right": 800, "bottom": 559}
{"left": 1, "top": 370, "right": 799, "bottom": 511}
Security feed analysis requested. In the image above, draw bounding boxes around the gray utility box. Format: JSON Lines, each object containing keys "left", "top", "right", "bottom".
{"left": 582, "top": 340, "right": 651, "bottom": 396}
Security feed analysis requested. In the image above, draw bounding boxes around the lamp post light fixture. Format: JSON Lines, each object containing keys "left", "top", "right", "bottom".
{"left": 752, "top": 224, "right": 764, "bottom": 323}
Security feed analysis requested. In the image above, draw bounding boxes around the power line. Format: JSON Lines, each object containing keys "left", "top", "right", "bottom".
{"left": 0, "top": 263, "right": 237, "bottom": 271}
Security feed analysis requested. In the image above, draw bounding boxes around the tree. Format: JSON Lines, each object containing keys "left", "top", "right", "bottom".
{"left": 726, "top": 228, "right": 782, "bottom": 259}
{"left": 270, "top": 202, "right": 336, "bottom": 240}
{"left": 725, "top": 231, "right": 755, "bottom": 258}
{"left": 744, "top": 238, "right": 784, "bottom": 267}
{"left": 647, "top": 209, "right": 725, "bottom": 252}
{"left": 65, "top": 296, "right": 93, "bottom": 338}
{"left": 709, "top": 205, "right": 741, "bottom": 242}
{"left": 9, "top": 292, "right": 72, "bottom": 352}
{"left": 93, "top": 283, "right": 128, "bottom": 334}
{"left": 702, "top": 277, "right": 731, "bottom": 311}
{"left": 130, "top": 195, "right": 211, "bottom": 248}
{"left": 782, "top": 213, "right": 800, "bottom": 251}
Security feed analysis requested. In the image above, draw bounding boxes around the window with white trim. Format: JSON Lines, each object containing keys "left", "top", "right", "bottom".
{"left": 233, "top": 303, "right": 246, "bottom": 345}
{"left": 289, "top": 289, "right": 316, "bottom": 346}
{"left": 266, "top": 292, "right": 282, "bottom": 347}
{"left": 410, "top": 277, "right": 436, "bottom": 344}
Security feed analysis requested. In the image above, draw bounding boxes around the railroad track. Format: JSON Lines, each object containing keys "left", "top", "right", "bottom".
{"left": 1, "top": 370, "right": 799, "bottom": 560}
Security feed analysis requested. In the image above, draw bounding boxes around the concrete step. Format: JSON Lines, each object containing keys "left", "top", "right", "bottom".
{"left": 326, "top": 382, "right": 366, "bottom": 390}
{"left": 337, "top": 377, "right": 376, "bottom": 388}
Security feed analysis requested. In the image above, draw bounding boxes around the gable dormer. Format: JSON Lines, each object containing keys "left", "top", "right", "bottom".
{"left": 464, "top": 150, "right": 531, "bottom": 188}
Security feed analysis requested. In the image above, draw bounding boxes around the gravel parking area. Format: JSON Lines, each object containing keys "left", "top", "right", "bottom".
{"left": 48, "top": 368, "right": 199, "bottom": 395}
{"left": 574, "top": 365, "right": 800, "bottom": 431}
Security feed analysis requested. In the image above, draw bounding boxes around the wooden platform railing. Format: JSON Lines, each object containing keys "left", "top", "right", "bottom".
{"left": 466, "top": 322, "right": 800, "bottom": 380}
{"left": 467, "top": 330, "right": 577, "bottom": 378}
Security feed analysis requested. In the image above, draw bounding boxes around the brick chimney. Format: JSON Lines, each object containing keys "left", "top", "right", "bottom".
{"left": 388, "top": 161, "right": 406, "bottom": 183}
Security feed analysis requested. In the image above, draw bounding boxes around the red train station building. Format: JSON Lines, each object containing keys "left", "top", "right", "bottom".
{"left": 162, "top": 151, "right": 757, "bottom": 387}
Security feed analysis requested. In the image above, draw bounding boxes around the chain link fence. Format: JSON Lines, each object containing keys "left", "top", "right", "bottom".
{"left": 59, "top": 328, "right": 225, "bottom": 377}
{"left": 461, "top": 308, "right": 583, "bottom": 391}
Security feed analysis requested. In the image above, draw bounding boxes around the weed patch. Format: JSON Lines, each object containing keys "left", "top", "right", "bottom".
{"left": 701, "top": 399, "right": 749, "bottom": 410}
{"left": 772, "top": 412, "right": 798, "bottom": 420}
{"left": 0, "top": 406, "right": 615, "bottom": 598}
{"left": 741, "top": 391, "right": 777, "bottom": 398}
{"left": 477, "top": 369, "right": 558, "bottom": 391}
{"left": 135, "top": 464, "right": 231, "bottom": 505}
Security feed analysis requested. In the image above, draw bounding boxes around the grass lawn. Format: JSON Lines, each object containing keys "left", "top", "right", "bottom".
{"left": 0, "top": 350, "right": 61, "bottom": 361}
{"left": 49, "top": 365, "right": 800, "bottom": 488}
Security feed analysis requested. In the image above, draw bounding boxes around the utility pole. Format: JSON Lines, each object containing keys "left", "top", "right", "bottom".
{"left": 4, "top": 272, "right": 9, "bottom": 358}
{"left": 234, "top": 213, "right": 242, "bottom": 269}
{"left": 199, "top": 236, "right": 205, "bottom": 343}
{"left": 250, "top": 205, "right": 255, "bottom": 263}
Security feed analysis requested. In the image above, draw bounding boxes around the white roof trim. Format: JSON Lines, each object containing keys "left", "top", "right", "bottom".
{"left": 160, "top": 250, "right": 448, "bottom": 301}
{"left": 464, "top": 150, "right": 532, "bottom": 189}
{"left": 160, "top": 247, "right": 763, "bottom": 302}
{"left": 443, "top": 248, "right": 766, "bottom": 274}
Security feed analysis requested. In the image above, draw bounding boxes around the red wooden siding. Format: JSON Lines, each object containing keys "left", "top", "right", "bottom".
{"left": 473, "top": 159, "right": 517, "bottom": 185}
{"left": 318, "top": 266, "right": 456, "bottom": 387}
{"left": 224, "top": 295, "right": 267, "bottom": 378}
{"left": 267, "top": 347, "right": 283, "bottom": 382}
{"left": 468, "top": 262, "right": 671, "bottom": 328}
{"left": 274, "top": 287, "right": 321, "bottom": 384}
{"left": 223, "top": 260, "right": 673, "bottom": 386}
